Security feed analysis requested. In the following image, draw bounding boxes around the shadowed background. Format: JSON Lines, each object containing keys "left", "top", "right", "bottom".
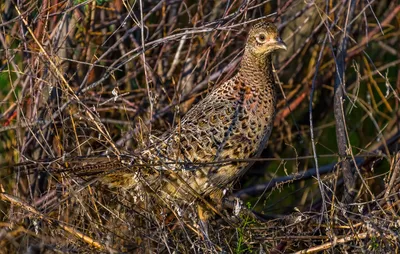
{"left": 0, "top": 0, "right": 399, "bottom": 252}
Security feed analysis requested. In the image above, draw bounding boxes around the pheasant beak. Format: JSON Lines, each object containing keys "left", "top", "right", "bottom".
{"left": 273, "top": 37, "right": 287, "bottom": 51}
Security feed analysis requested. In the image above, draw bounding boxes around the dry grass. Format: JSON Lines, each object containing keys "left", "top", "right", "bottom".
{"left": 1, "top": 0, "right": 399, "bottom": 253}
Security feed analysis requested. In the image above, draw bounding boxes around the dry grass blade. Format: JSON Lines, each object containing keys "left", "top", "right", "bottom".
{"left": 0, "top": 0, "right": 399, "bottom": 252}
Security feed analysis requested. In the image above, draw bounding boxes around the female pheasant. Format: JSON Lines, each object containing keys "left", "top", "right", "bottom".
{"left": 17, "top": 20, "right": 286, "bottom": 214}
{"left": 100, "top": 20, "right": 287, "bottom": 206}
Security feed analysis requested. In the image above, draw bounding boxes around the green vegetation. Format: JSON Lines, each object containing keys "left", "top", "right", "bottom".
{"left": 0, "top": 0, "right": 399, "bottom": 252}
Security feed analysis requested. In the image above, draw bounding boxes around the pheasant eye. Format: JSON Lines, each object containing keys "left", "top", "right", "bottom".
{"left": 256, "top": 33, "right": 267, "bottom": 43}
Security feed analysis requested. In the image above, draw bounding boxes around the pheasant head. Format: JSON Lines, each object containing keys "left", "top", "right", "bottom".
{"left": 245, "top": 20, "right": 287, "bottom": 56}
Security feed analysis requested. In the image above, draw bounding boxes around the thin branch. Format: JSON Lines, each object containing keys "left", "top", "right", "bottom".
{"left": 332, "top": 0, "right": 357, "bottom": 203}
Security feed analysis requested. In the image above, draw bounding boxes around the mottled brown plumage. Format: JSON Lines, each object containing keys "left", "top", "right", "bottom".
{"left": 99, "top": 20, "right": 287, "bottom": 205}
{"left": 18, "top": 20, "right": 286, "bottom": 210}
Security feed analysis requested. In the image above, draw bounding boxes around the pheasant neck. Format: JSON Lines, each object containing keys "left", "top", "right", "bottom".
{"left": 238, "top": 52, "right": 275, "bottom": 91}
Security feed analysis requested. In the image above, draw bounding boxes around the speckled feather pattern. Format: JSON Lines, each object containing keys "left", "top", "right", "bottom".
{"left": 67, "top": 21, "right": 285, "bottom": 203}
